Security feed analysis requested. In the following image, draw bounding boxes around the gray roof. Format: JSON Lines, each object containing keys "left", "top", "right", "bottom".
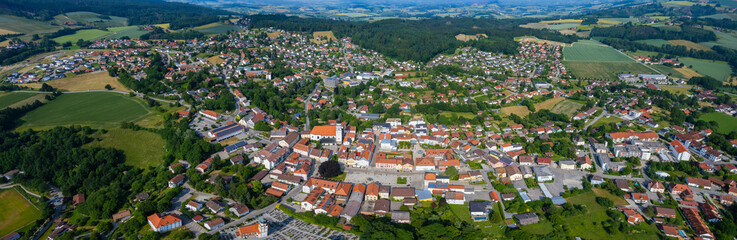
{"left": 469, "top": 201, "right": 490, "bottom": 213}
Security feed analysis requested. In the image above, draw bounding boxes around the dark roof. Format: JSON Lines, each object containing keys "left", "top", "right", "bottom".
{"left": 469, "top": 201, "right": 490, "bottom": 213}
{"left": 514, "top": 212, "right": 538, "bottom": 221}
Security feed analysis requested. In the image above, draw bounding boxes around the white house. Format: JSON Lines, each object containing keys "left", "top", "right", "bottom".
{"left": 147, "top": 213, "right": 182, "bottom": 232}
{"left": 670, "top": 140, "right": 690, "bottom": 161}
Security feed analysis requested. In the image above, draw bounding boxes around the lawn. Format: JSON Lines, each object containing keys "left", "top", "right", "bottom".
{"left": 0, "top": 92, "right": 38, "bottom": 109}
{"left": 20, "top": 72, "right": 130, "bottom": 92}
{"left": 679, "top": 57, "right": 732, "bottom": 81}
{"left": 85, "top": 128, "right": 167, "bottom": 169}
{"left": 699, "top": 112, "right": 737, "bottom": 134}
{"left": 0, "top": 188, "right": 42, "bottom": 237}
{"left": 559, "top": 191, "right": 660, "bottom": 239}
{"left": 0, "top": 14, "right": 60, "bottom": 34}
{"left": 439, "top": 111, "right": 476, "bottom": 119}
{"left": 20, "top": 92, "right": 152, "bottom": 130}
{"left": 564, "top": 40, "right": 634, "bottom": 62}
{"left": 549, "top": 100, "right": 584, "bottom": 117}
{"left": 564, "top": 61, "right": 657, "bottom": 80}
{"left": 500, "top": 106, "right": 531, "bottom": 117}
{"left": 592, "top": 116, "right": 623, "bottom": 127}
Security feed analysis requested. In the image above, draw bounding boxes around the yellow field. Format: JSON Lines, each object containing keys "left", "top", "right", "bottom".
{"left": 649, "top": 16, "right": 670, "bottom": 20}
{"left": 0, "top": 40, "right": 9, "bottom": 47}
{"left": 674, "top": 67, "right": 702, "bottom": 78}
{"left": 0, "top": 28, "right": 18, "bottom": 35}
{"left": 154, "top": 23, "right": 170, "bottom": 29}
{"left": 515, "top": 36, "right": 569, "bottom": 46}
{"left": 559, "top": 30, "right": 577, "bottom": 35}
{"left": 266, "top": 32, "right": 280, "bottom": 39}
{"left": 207, "top": 55, "right": 224, "bottom": 65}
{"left": 665, "top": 1, "right": 696, "bottom": 6}
{"left": 659, "top": 85, "right": 692, "bottom": 95}
{"left": 311, "top": 31, "right": 336, "bottom": 44}
{"left": 727, "top": 77, "right": 737, "bottom": 86}
{"left": 456, "top": 34, "right": 487, "bottom": 42}
{"left": 194, "top": 22, "right": 219, "bottom": 30}
{"left": 5, "top": 94, "right": 49, "bottom": 109}
{"left": 500, "top": 106, "right": 531, "bottom": 117}
{"left": 541, "top": 19, "right": 582, "bottom": 24}
{"left": 597, "top": 19, "right": 621, "bottom": 25}
{"left": 20, "top": 72, "right": 131, "bottom": 92}
{"left": 668, "top": 40, "right": 712, "bottom": 51}
{"left": 534, "top": 97, "right": 565, "bottom": 110}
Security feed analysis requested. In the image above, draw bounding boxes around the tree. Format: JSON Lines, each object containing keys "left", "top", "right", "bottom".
{"left": 97, "top": 221, "right": 113, "bottom": 234}
{"left": 445, "top": 166, "right": 459, "bottom": 178}
{"left": 105, "top": 84, "right": 113, "bottom": 90}
{"left": 318, "top": 161, "right": 342, "bottom": 178}
{"left": 596, "top": 197, "right": 614, "bottom": 208}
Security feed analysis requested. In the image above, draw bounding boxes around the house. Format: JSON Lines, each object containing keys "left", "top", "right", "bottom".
{"left": 185, "top": 200, "right": 202, "bottom": 211}
{"left": 682, "top": 207, "right": 714, "bottom": 239}
{"left": 206, "top": 199, "right": 224, "bottom": 213}
{"left": 648, "top": 181, "right": 665, "bottom": 193}
{"left": 391, "top": 211, "right": 411, "bottom": 223}
{"left": 659, "top": 224, "right": 684, "bottom": 238}
{"left": 506, "top": 165, "right": 522, "bottom": 181}
{"left": 72, "top": 193, "right": 85, "bottom": 207}
{"left": 310, "top": 125, "right": 342, "bottom": 145}
{"left": 236, "top": 220, "right": 269, "bottom": 238}
{"left": 489, "top": 191, "right": 500, "bottom": 202}
{"left": 630, "top": 193, "right": 649, "bottom": 204}
{"left": 1, "top": 232, "right": 20, "bottom": 240}
{"left": 670, "top": 140, "right": 690, "bottom": 161}
{"left": 390, "top": 187, "right": 415, "bottom": 201}
{"left": 112, "top": 210, "right": 132, "bottom": 222}
{"left": 559, "top": 160, "right": 576, "bottom": 170}
{"left": 204, "top": 218, "right": 225, "bottom": 230}
{"left": 687, "top": 177, "right": 712, "bottom": 190}
{"left": 446, "top": 191, "right": 465, "bottom": 205}
{"left": 469, "top": 201, "right": 491, "bottom": 222}
{"left": 514, "top": 213, "right": 539, "bottom": 225}
{"left": 169, "top": 173, "right": 186, "bottom": 188}
{"left": 615, "top": 179, "right": 631, "bottom": 192}
{"left": 374, "top": 199, "right": 391, "bottom": 215}
{"left": 655, "top": 206, "right": 677, "bottom": 218}
{"left": 606, "top": 131, "right": 658, "bottom": 143}
{"left": 230, "top": 203, "right": 250, "bottom": 217}
{"left": 199, "top": 110, "right": 222, "bottom": 121}
{"left": 590, "top": 176, "right": 604, "bottom": 185}
{"left": 619, "top": 207, "right": 643, "bottom": 224}
{"left": 365, "top": 182, "right": 380, "bottom": 201}
{"left": 147, "top": 213, "right": 182, "bottom": 232}
{"left": 532, "top": 166, "right": 553, "bottom": 182}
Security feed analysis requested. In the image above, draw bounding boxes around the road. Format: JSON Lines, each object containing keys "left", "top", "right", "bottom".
{"left": 304, "top": 83, "right": 321, "bottom": 131}
{"left": 583, "top": 110, "right": 608, "bottom": 130}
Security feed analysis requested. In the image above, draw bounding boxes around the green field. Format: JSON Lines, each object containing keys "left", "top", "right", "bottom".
{"left": 550, "top": 100, "right": 584, "bottom": 117}
{"left": 650, "top": 65, "right": 687, "bottom": 79}
{"left": 564, "top": 40, "right": 634, "bottom": 62}
{"left": 0, "top": 14, "right": 60, "bottom": 34}
{"left": 86, "top": 128, "right": 166, "bottom": 169}
{"left": 54, "top": 29, "right": 112, "bottom": 43}
{"left": 0, "top": 188, "right": 42, "bottom": 237}
{"left": 20, "top": 92, "right": 152, "bottom": 130}
{"left": 699, "top": 112, "right": 737, "bottom": 134}
{"left": 54, "top": 11, "right": 127, "bottom": 28}
{"left": 678, "top": 57, "right": 732, "bottom": 81}
{"left": 549, "top": 23, "right": 580, "bottom": 30}
{"left": 194, "top": 22, "right": 242, "bottom": 34}
{"left": 634, "top": 39, "right": 672, "bottom": 47}
{"left": 100, "top": 26, "right": 150, "bottom": 39}
{"left": 564, "top": 61, "right": 658, "bottom": 80}
{"left": 702, "top": 29, "right": 737, "bottom": 50}
{"left": 0, "top": 92, "right": 38, "bottom": 109}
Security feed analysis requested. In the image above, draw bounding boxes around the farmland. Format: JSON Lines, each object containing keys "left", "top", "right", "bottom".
{"left": 0, "top": 92, "right": 39, "bottom": 109}
{"left": 702, "top": 28, "right": 737, "bottom": 50}
{"left": 0, "top": 188, "right": 42, "bottom": 238}
{"left": 53, "top": 29, "right": 112, "bottom": 43}
{"left": 550, "top": 100, "right": 584, "bottom": 117}
{"left": 699, "top": 112, "right": 737, "bottom": 134}
{"left": 0, "top": 14, "right": 60, "bottom": 35}
{"left": 85, "top": 128, "right": 167, "bottom": 169}
{"left": 53, "top": 11, "right": 127, "bottom": 28}
{"left": 668, "top": 40, "right": 712, "bottom": 51}
{"left": 534, "top": 97, "right": 565, "bottom": 110}
{"left": 564, "top": 40, "right": 633, "bottom": 62}
{"left": 564, "top": 61, "right": 657, "bottom": 80}
{"left": 659, "top": 85, "right": 693, "bottom": 95}
{"left": 20, "top": 72, "right": 130, "bottom": 92}
{"left": 19, "top": 92, "right": 152, "bottom": 130}
{"left": 194, "top": 22, "right": 241, "bottom": 34}
{"left": 678, "top": 57, "right": 732, "bottom": 81}
{"left": 100, "top": 26, "right": 150, "bottom": 39}
{"left": 500, "top": 106, "right": 531, "bottom": 117}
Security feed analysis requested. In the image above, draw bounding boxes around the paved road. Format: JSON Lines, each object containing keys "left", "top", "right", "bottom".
{"left": 304, "top": 83, "right": 321, "bottom": 131}
{"left": 583, "top": 111, "right": 608, "bottom": 130}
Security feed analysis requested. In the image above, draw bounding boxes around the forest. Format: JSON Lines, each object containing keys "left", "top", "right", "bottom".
{"left": 591, "top": 23, "right": 717, "bottom": 42}
{"left": 0, "top": 0, "right": 225, "bottom": 29}
{"left": 248, "top": 14, "right": 578, "bottom": 62}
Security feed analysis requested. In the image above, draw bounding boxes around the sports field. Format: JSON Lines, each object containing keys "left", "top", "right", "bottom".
{"left": 0, "top": 188, "right": 42, "bottom": 237}
{"left": 679, "top": 57, "right": 732, "bottom": 81}
{"left": 699, "top": 112, "right": 737, "bottom": 134}
{"left": 564, "top": 61, "right": 658, "bottom": 80}
{"left": 564, "top": 40, "right": 634, "bottom": 62}
{"left": 550, "top": 100, "right": 584, "bottom": 117}
{"left": 86, "top": 128, "right": 166, "bottom": 169}
{"left": 20, "top": 72, "right": 130, "bottom": 92}
{"left": 0, "top": 92, "right": 38, "bottom": 109}
{"left": 20, "top": 92, "right": 151, "bottom": 130}
{"left": 0, "top": 15, "right": 60, "bottom": 35}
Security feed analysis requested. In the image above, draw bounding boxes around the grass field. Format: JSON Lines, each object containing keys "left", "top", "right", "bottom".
{"left": 600, "top": 17, "right": 640, "bottom": 23}
{"left": 559, "top": 190, "right": 659, "bottom": 239}
{"left": 500, "top": 106, "right": 531, "bottom": 117}
{"left": 0, "top": 188, "right": 42, "bottom": 237}
{"left": 20, "top": 92, "right": 152, "bottom": 130}
{"left": 650, "top": 65, "right": 687, "bottom": 79}
{"left": 311, "top": 31, "right": 337, "bottom": 44}
{"left": 549, "top": 23, "right": 580, "bottom": 30}
{"left": 0, "top": 15, "right": 60, "bottom": 35}
{"left": 550, "top": 100, "right": 584, "bottom": 117}
{"left": 659, "top": 85, "right": 693, "bottom": 95}
{"left": 336, "top": 13, "right": 372, "bottom": 17}
{"left": 564, "top": 61, "right": 657, "bottom": 80}
{"left": 668, "top": 40, "right": 713, "bottom": 51}
{"left": 564, "top": 40, "right": 634, "bottom": 62}
{"left": 703, "top": 29, "right": 737, "bottom": 50}
{"left": 53, "top": 29, "right": 111, "bottom": 43}
{"left": 54, "top": 12, "right": 127, "bottom": 28}
{"left": 540, "top": 19, "right": 582, "bottom": 24}
{"left": 534, "top": 97, "right": 565, "bottom": 110}
{"left": 86, "top": 128, "right": 166, "bottom": 169}
{"left": 100, "top": 26, "right": 150, "bottom": 39}
{"left": 634, "top": 39, "right": 672, "bottom": 47}
{"left": 20, "top": 72, "right": 130, "bottom": 92}
{"left": 0, "top": 92, "right": 39, "bottom": 109}
{"left": 699, "top": 112, "right": 737, "bottom": 134}
{"left": 439, "top": 111, "right": 476, "bottom": 119}
{"left": 136, "top": 104, "right": 186, "bottom": 129}
{"left": 679, "top": 57, "right": 732, "bottom": 81}
{"left": 592, "top": 116, "right": 623, "bottom": 127}
{"left": 194, "top": 22, "right": 241, "bottom": 34}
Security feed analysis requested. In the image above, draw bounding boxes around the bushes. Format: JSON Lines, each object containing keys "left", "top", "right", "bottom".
{"left": 596, "top": 197, "right": 614, "bottom": 208}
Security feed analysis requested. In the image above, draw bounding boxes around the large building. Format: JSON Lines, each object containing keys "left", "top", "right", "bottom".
{"left": 237, "top": 219, "right": 269, "bottom": 238}
{"left": 310, "top": 125, "right": 343, "bottom": 145}
{"left": 606, "top": 131, "right": 658, "bottom": 143}
{"left": 147, "top": 213, "right": 182, "bottom": 232}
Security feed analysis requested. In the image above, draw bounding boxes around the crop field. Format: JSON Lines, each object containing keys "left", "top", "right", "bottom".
{"left": 500, "top": 106, "right": 531, "bottom": 117}
{"left": 659, "top": 85, "right": 693, "bottom": 95}
{"left": 702, "top": 29, "right": 737, "bottom": 50}
{"left": 674, "top": 67, "right": 702, "bottom": 79}
{"left": 668, "top": 40, "right": 713, "bottom": 51}
{"left": 336, "top": 13, "right": 372, "bottom": 17}
{"left": 0, "top": 28, "right": 18, "bottom": 35}
{"left": 699, "top": 112, "right": 737, "bottom": 134}
{"left": 20, "top": 72, "right": 130, "bottom": 92}
{"left": 679, "top": 57, "right": 732, "bottom": 81}
{"left": 0, "top": 92, "right": 39, "bottom": 109}
{"left": 534, "top": 97, "right": 565, "bottom": 110}
{"left": 101, "top": 26, "right": 150, "bottom": 39}
{"left": 564, "top": 40, "right": 634, "bottom": 62}
{"left": 549, "top": 23, "right": 580, "bottom": 30}
{"left": 194, "top": 22, "right": 241, "bottom": 34}
{"left": 86, "top": 128, "right": 166, "bottom": 169}
{"left": 634, "top": 39, "right": 672, "bottom": 47}
{"left": 53, "top": 29, "right": 111, "bottom": 43}
{"left": 540, "top": 19, "right": 582, "bottom": 24}
{"left": 600, "top": 17, "right": 640, "bottom": 23}
{"left": 550, "top": 100, "right": 584, "bottom": 117}
{"left": 0, "top": 15, "right": 60, "bottom": 34}
{"left": 0, "top": 188, "right": 42, "bottom": 237}
{"left": 564, "top": 61, "right": 657, "bottom": 80}
{"left": 665, "top": 1, "right": 698, "bottom": 6}
{"left": 54, "top": 11, "right": 127, "bottom": 28}
{"left": 650, "top": 65, "right": 687, "bottom": 79}
{"left": 20, "top": 92, "right": 151, "bottom": 130}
